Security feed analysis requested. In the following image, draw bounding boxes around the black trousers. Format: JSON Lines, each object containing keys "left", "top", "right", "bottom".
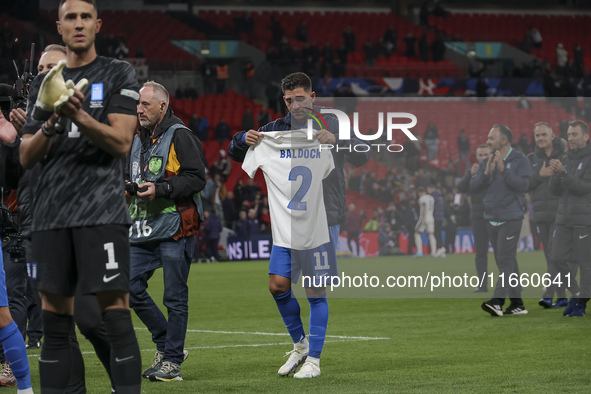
{"left": 206, "top": 238, "right": 220, "bottom": 259}
{"left": 535, "top": 221, "right": 566, "bottom": 299}
{"left": 2, "top": 239, "right": 27, "bottom": 337}
{"left": 444, "top": 224, "right": 456, "bottom": 254}
{"left": 487, "top": 220, "right": 523, "bottom": 306}
{"left": 348, "top": 231, "right": 360, "bottom": 257}
{"left": 434, "top": 219, "right": 443, "bottom": 249}
{"left": 551, "top": 225, "right": 591, "bottom": 301}
{"left": 471, "top": 218, "right": 489, "bottom": 289}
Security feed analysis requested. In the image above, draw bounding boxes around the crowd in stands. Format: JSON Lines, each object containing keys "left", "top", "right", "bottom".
{"left": 194, "top": 167, "right": 273, "bottom": 262}
{"left": 3, "top": 6, "right": 590, "bottom": 100}
{"left": 3, "top": 6, "right": 590, "bottom": 263}
{"left": 192, "top": 147, "right": 477, "bottom": 261}
{"left": 191, "top": 107, "right": 590, "bottom": 261}
{"left": 264, "top": 23, "right": 449, "bottom": 81}
{"left": 189, "top": 120, "right": 467, "bottom": 261}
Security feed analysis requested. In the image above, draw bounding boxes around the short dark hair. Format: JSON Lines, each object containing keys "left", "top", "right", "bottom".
{"left": 59, "top": 0, "right": 98, "bottom": 14}
{"left": 568, "top": 119, "right": 590, "bottom": 135}
{"left": 416, "top": 186, "right": 425, "bottom": 194}
{"left": 280, "top": 72, "right": 312, "bottom": 94}
{"left": 493, "top": 124, "right": 513, "bottom": 143}
{"left": 534, "top": 121, "right": 553, "bottom": 133}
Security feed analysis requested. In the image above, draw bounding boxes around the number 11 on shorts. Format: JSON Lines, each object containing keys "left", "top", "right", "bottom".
{"left": 314, "top": 251, "right": 330, "bottom": 270}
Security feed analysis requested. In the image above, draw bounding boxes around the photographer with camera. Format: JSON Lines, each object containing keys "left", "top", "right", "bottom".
{"left": 0, "top": 88, "right": 33, "bottom": 393}
{"left": 127, "top": 81, "right": 206, "bottom": 382}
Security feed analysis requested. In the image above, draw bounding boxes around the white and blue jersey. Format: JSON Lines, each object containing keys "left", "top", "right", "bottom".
{"left": 242, "top": 130, "right": 338, "bottom": 283}
{"left": 242, "top": 130, "right": 334, "bottom": 250}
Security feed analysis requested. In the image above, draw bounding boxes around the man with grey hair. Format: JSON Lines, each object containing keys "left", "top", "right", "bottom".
{"left": 471, "top": 124, "right": 532, "bottom": 317}
{"left": 127, "top": 81, "right": 206, "bottom": 381}
{"left": 527, "top": 122, "right": 567, "bottom": 308}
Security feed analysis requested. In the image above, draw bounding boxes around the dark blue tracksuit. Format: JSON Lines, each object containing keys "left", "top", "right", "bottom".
{"left": 471, "top": 148, "right": 532, "bottom": 306}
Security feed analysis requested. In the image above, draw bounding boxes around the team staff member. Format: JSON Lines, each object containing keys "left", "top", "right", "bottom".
{"left": 471, "top": 125, "right": 532, "bottom": 317}
{"left": 427, "top": 185, "right": 446, "bottom": 257}
{"left": 127, "top": 81, "right": 206, "bottom": 382}
{"left": 549, "top": 119, "right": 591, "bottom": 317}
{"left": 20, "top": 0, "right": 142, "bottom": 391}
{"left": 457, "top": 144, "right": 492, "bottom": 292}
{"left": 527, "top": 122, "right": 567, "bottom": 308}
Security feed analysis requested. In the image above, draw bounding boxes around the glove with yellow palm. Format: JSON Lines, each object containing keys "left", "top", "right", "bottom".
{"left": 31, "top": 59, "right": 88, "bottom": 122}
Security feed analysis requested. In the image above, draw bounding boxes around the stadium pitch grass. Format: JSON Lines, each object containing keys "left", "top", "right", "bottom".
{"left": 24, "top": 251, "right": 590, "bottom": 393}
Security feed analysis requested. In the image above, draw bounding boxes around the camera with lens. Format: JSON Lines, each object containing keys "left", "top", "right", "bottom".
{"left": 125, "top": 182, "right": 148, "bottom": 196}
{"left": 0, "top": 45, "right": 36, "bottom": 120}
{"left": 0, "top": 80, "right": 27, "bottom": 121}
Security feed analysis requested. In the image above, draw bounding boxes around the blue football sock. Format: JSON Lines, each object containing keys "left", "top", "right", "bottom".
{"left": 0, "top": 321, "right": 31, "bottom": 390}
{"left": 308, "top": 297, "right": 329, "bottom": 359}
{"left": 273, "top": 289, "right": 305, "bottom": 343}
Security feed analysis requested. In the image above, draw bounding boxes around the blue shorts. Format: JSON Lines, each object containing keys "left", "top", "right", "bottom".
{"left": 0, "top": 243, "right": 9, "bottom": 307}
{"left": 269, "top": 225, "right": 339, "bottom": 287}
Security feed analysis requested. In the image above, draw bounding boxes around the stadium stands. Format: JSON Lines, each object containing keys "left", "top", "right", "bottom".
{"left": 39, "top": 9, "right": 205, "bottom": 60}
{"left": 429, "top": 12, "right": 591, "bottom": 68}
{"left": 32, "top": 8, "right": 463, "bottom": 76}
{"left": 353, "top": 97, "right": 573, "bottom": 167}
{"left": 201, "top": 9, "right": 461, "bottom": 78}
{"left": 346, "top": 61, "right": 463, "bottom": 78}
{"left": 193, "top": 95, "right": 575, "bottom": 193}
{"left": 169, "top": 89, "right": 282, "bottom": 173}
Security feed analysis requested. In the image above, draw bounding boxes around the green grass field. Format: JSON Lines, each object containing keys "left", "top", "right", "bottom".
{"left": 25, "top": 251, "right": 591, "bottom": 393}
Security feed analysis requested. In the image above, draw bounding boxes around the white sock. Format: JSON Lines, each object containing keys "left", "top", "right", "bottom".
{"left": 295, "top": 337, "right": 309, "bottom": 351}
{"left": 307, "top": 356, "right": 320, "bottom": 366}
{"left": 18, "top": 389, "right": 34, "bottom": 394}
{"left": 414, "top": 233, "right": 423, "bottom": 254}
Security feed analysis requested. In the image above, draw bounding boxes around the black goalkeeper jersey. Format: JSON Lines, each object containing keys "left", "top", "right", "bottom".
{"left": 23, "top": 56, "right": 139, "bottom": 231}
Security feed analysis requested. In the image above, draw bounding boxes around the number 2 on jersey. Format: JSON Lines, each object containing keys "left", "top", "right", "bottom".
{"left": 287, "top": 166, "right": 312, "bottom": 211}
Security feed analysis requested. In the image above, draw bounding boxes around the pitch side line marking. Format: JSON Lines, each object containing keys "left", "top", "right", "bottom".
{"left": 26, "top": 338, "right": 388, "bottom": 358}
{"left": 25, "top": 330, "right": 389, "bottom": 358}
{"left": 133, "top": 327, "right": 390, "bottom": 341}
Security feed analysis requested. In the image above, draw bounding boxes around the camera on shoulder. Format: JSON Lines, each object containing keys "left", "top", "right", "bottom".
{"left": 0, "top": 204, "right": 25, "bottom": 264}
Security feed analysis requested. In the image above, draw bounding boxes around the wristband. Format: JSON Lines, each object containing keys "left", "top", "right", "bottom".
{"left": 41, "top": 122, "right": 56, "bottom": 138}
